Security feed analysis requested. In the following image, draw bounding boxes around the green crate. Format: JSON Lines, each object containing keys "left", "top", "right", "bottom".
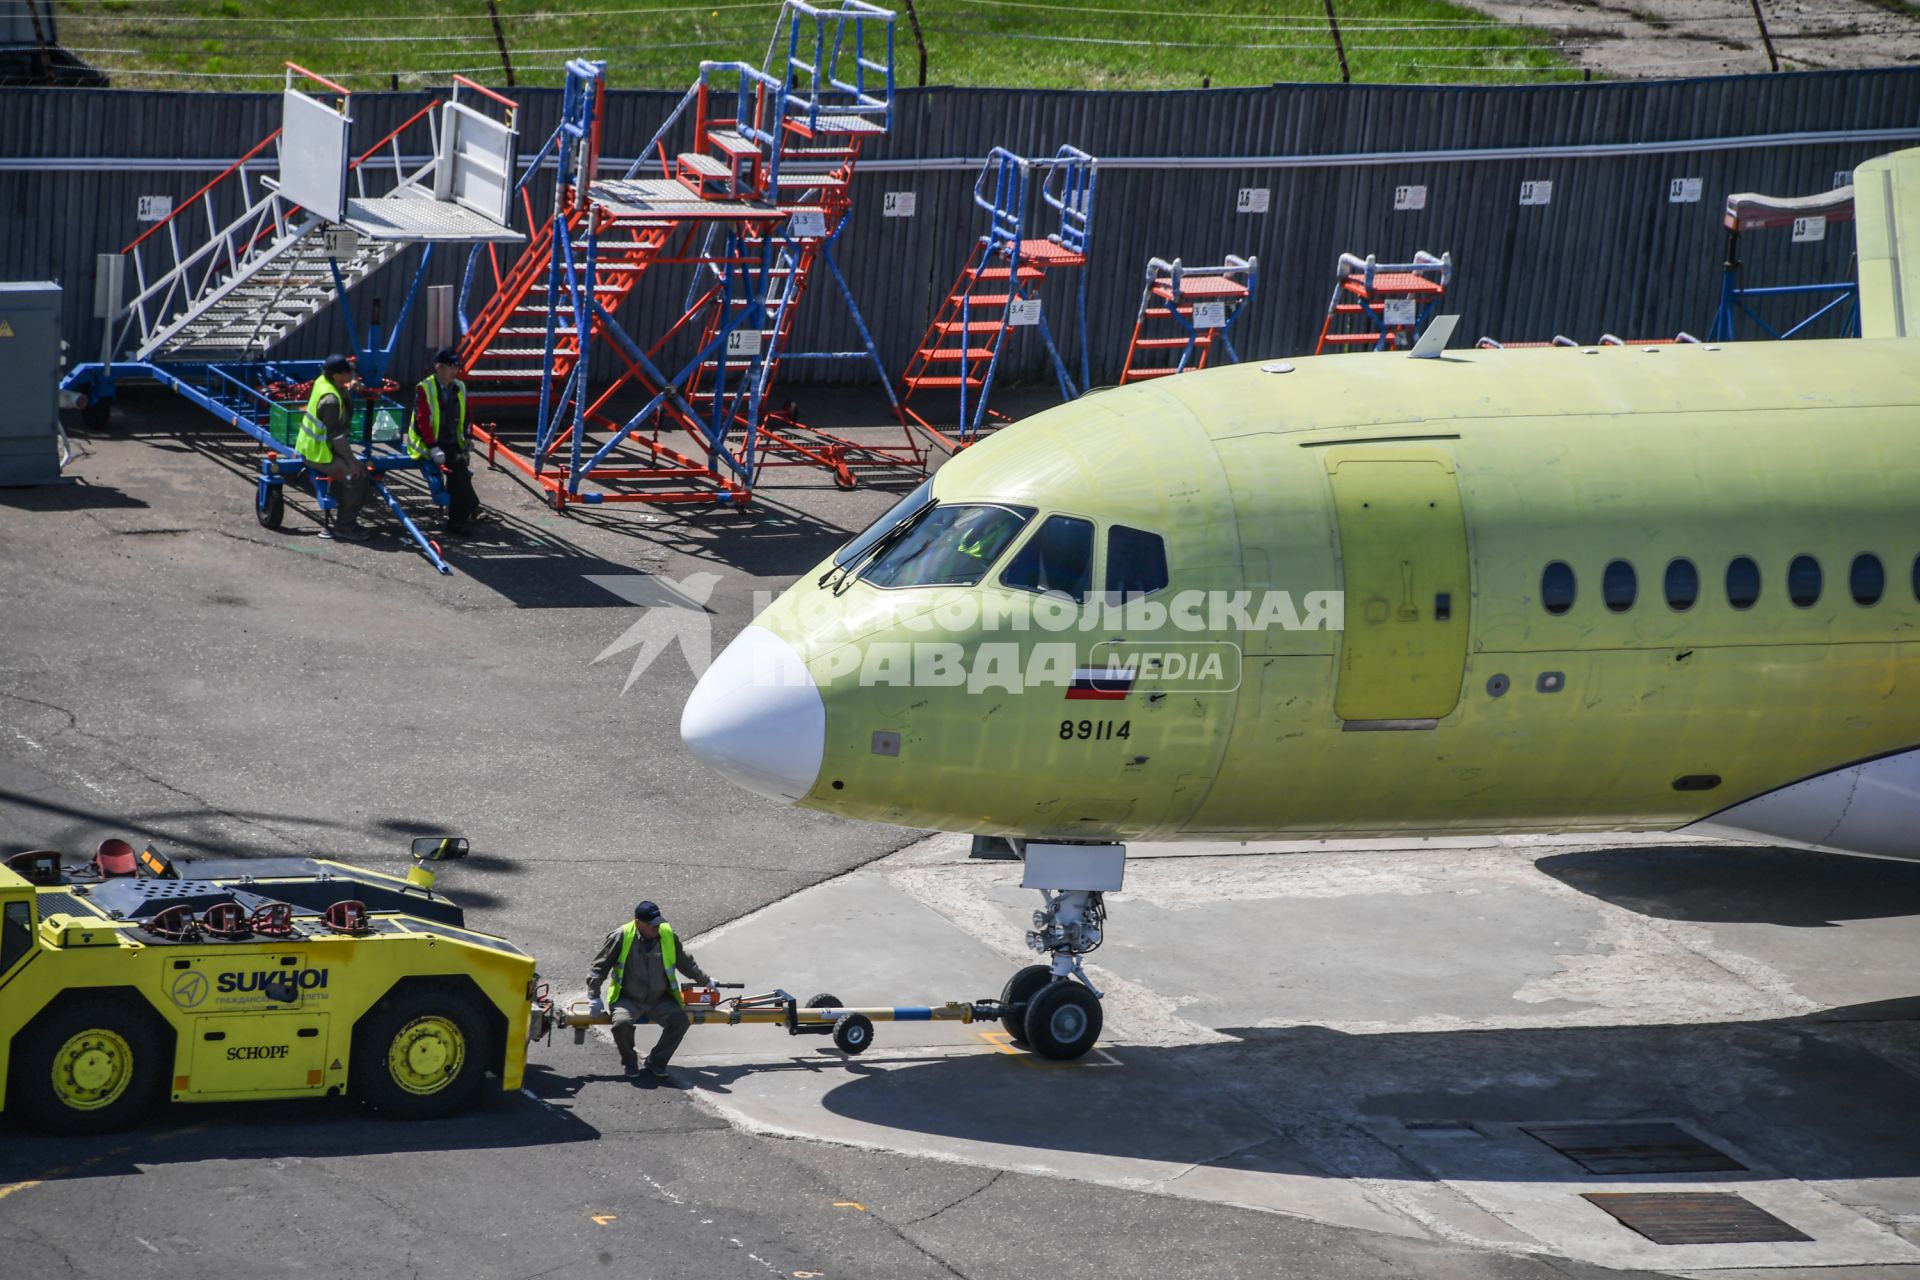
{"left": 265, "top": 401, "right": 404, "bottom": 449}
{"left": 267, "top": 400, "right": 307, "bottom": 448}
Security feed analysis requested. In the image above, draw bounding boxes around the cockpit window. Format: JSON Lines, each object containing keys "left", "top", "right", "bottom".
{"left": 1001, "top": 515, "right": 1095, "bottom": 602}
{"left": 860, "top": 503, "right": 1034, "bottom": 589}
{"left": 833, "top": 478, "right": 933, "bottom": 568}
{"left": 1105, "top": 525, "right": 1169, "bottom": 598}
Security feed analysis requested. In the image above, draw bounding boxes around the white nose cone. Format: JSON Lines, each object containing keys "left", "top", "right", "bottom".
{"left": 680, "top": 625, "right": 824, "bottom": 803}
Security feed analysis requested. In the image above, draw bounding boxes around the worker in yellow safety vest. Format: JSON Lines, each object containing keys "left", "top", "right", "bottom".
{"left": 298, "top": 354, "right": 371, "bottom": 541}
{"left": 586, "top": 900, "right": 714, "bottom": 1081}
{"left": 408, "top": 347, "right": 480, "bottom": 535}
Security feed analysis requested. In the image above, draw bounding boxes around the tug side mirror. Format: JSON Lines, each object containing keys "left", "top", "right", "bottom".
{"left": 410, "top": 836, "right": 469, "bottom": 863}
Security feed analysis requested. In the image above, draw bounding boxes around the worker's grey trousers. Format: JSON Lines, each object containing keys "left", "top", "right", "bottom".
{"left": 309, "top": 457, "right": 370, "bottom": 528}
{"left": 609, "top": 995, "right": 691, "bottom": 1068}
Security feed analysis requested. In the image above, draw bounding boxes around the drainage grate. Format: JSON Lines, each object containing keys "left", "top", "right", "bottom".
{"left": 1582, "top": 1192, "right": 1813, "bottom": 1245}
{"left": 1521, "top": 1122, "right": 1746, "bottom": 1175}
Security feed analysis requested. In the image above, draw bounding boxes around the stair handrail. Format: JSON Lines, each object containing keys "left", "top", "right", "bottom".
{"left": 772, "top": 1, "right": 895, "bottom": 133}
{"left": 1039, "top": 145, "right": 1096, "bottom": 255}
{"left": 972, "top": 148, "right": 1028, "bottom": 253}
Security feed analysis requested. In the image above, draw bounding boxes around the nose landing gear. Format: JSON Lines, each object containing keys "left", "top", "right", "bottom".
{"left": 991, "top": 842, "right": 1126, "bottom": 1060}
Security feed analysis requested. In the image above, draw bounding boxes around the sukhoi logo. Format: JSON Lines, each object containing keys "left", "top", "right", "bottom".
{"left": 217, "top": 968, "right": 329, "bottom": 995}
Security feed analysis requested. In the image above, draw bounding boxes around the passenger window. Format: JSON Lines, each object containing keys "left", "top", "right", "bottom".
{"left": 0, "top": 901, "right": 31, "bottom": 975}
{"left": 861, "top": 503, "right": 1034, "bottom": 589}
{"left": 1664, "top": 558, "right": 1698, "bottom": 611}
{"left": 1788, "top": 555, "right": 1822, "bottom": 608}
{"left": 1850, "top": 554, "right": 1884, "bottom": 606}
{"left": 1602, "top": 560, "right": 1637, "bottom": 613}
{"left": 1105, "top": 525, "right": 1169, "bottom": 599}
{"left": 1001, "top": 515, "right": 1095, "bottom": 602}
{"left": 1726, "top": 557, "right": 1761, "bottom": 610}
{"left": 1541, "top": 561, "right": 1576, "bottom": 615}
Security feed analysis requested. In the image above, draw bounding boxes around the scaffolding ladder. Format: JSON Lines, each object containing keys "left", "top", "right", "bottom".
{"left": 1314, "top": 250, "right": 1450, "bottom": 354}
{"left": 1118, "top": 255, "right": 1255, "bottom": 383}
{"left": 898, "top": 145, "right": 1096, "bottom": 450}
{"left": 458, "top": 1, "right": 900, "bottom": 508}
{"left": 1707, "top": 183, "right": 1858, "bottom": 341}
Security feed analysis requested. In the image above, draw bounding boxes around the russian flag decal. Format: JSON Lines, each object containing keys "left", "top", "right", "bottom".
{"left": 1066, "top": 667, "right": 1134, "bottom": 701}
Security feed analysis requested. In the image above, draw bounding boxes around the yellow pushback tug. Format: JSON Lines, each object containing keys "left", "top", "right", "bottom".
{"left": 0, "top": 837, "right": 549, "bottom": 1134}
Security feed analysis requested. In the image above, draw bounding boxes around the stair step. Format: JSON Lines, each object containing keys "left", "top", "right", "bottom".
{"left": 707, "top": 129, "right": 761, "bottom": 158}
{"left": 920, "top": 347, "right": 997, "bottom": 361}
{"left": 1319, "top": 333, "right": 1389, "bottom": 345}
{"left": 904, "top": 375, "right": 985, "bottom": 389}
{"left": 933, "top": 319, "right": 1006, "bottom": 336}
{"left": 943, "top": 293, "right": 1012, "bottom": 308}
{"left": 1134, "top": 337, "right": 1202, "bottom": 349}
{"left": 774, "top": 172, "right": 847, "bottom": 189}
{"left": 968, "top": 267, "right": 1044, "bottom": 282}
{"left": 678, "top": 151, "right": 732, "bottom": 177}
{"left": 1122, "top": 366, "right": 1184, "bottom": 379}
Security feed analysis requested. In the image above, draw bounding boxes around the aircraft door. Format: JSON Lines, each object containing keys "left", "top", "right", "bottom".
{"left": 1325, "top": 452, "right": 1469, "bottom": 722}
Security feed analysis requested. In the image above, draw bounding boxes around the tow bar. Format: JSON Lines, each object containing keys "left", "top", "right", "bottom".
{"left": 532, "top": 985, "right": 1014, "bottom": 1056}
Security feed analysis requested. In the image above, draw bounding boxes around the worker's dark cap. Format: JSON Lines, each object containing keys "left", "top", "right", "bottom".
{"left": 322, "top": 353, "right": 354, "bottom": 376}
{"left": 632, "top": 900, "right": 662, "bottom": 923}
{"left": 432, "top": 347, "right": 459, "bottom": 366}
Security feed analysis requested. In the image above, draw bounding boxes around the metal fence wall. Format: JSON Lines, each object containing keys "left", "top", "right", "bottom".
{"left": 4, "top": 68, "right": 1917, "bottom": 392}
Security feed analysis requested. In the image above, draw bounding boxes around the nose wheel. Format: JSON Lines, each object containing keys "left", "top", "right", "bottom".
{"left": 993, "top": 844, "right": 1127, "bottom": 1060}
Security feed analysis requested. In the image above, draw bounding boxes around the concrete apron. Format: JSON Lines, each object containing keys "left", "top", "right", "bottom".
{"left": 608, "top": 833, "right": 1920, "bottom": 1272}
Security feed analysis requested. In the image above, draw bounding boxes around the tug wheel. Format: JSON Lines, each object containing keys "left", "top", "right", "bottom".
{"left": 351, "top": 987, "right": 489, "bottom": 1120}
{"left": 998, "top": 965, "right": 1055, "bottom": 1043}
{"left": 1023, "top": 981, "right": 1102, "bottom": 1061}
{"left": 831, "top": 1012, "right": 873, "bottom": 1056}
{"left": 256, "top": 483, "right": 285, "bottom": 530}
{"left": 11, "top": 997, "right": 163, "bottom": 1134}
{"left": 805, "top": 993, "right": 842, "bottom": 1010}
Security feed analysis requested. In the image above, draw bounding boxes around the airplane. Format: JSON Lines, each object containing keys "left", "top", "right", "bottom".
{"left": 681, "top": 145, "right": 1920, "bottom": 1061}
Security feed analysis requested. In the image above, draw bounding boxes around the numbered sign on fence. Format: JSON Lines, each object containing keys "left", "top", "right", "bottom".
{"left": 1394, "top": 185, "right": 1427, "bottom": 212}
{"left": 726, "top": 328, "right": 763, "bottom": 357}
{"left": 1236, "top": 188, "right": 1270, "bottom": 214}
{"left": 1669, "top": 177, "right": 1703, "bottom": 204}
{"left": 1008, "top": 298, "right": 1043, "bottom": 327}
{"left": 1193, "top": 301, "right": 1227, "bottom": 329}
{"left": 1519, "top": 180, "right": 1552, "bottom": 207}
{"left": 788, "top": 210, "right": 828, "bottom": 239}
{"left": 1384, "top": 298, "right": 1417, "bottom": 326}
{"left": 136, "top": 195, "right": 173, "bottom": 222}
{"left": 324, "top": 228, "right": 359, "bottom": 258}
{"left": 1792, "top": 215, "right": 1827, "bottom": 243}
{"left": 883, "top": 191, "right": 916, "bottom": 217}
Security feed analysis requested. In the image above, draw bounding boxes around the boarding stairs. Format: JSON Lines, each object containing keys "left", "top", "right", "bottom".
{"left": 1118, "top": 255, "right": 1256, "bottom": 383}
{"left": 1314, "top": 250, "right": 1450, "bottom": 354}
{"left": 118, "top": 67, "right": 522, "bottom": 364}
{"left": 898, "top": 146, "right": 1096, "bottom": 449}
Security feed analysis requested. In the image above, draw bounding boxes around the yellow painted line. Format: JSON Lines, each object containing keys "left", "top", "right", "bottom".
{"left": 589, "top": 1213, "right": 618, "bottom": 1226}
{"left": 0, "top": 1181, "right": 43, "bottom": 1202}
{"left": 831, "top": 1201, "right": 866, "bottom": 1211}
{"left": 973, "top": 1030, "right": 1122, "bottom": 1068}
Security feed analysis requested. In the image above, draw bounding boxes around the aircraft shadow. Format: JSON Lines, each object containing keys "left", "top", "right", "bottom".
{"left": 805, "top": 999, "right": 1920, "bottom": 1184}
{"left": 1535, "top": 844, "right": 1920, "bottom": 926}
